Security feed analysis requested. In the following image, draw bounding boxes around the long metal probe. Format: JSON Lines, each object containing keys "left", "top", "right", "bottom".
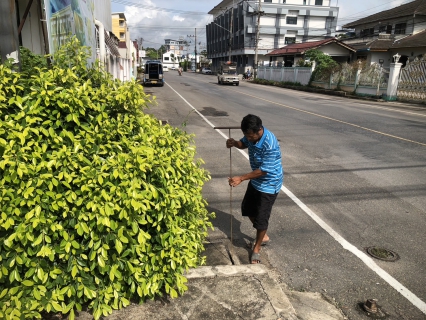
{"left": 214, "top": 126, "right": 240, "bottom": 246}
{"left": 229, "top": 128, "right": 232, "bottom": 245}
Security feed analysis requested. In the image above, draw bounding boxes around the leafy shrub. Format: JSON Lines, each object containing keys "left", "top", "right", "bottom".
{"left": 304, "top": 49, "right": 339, "bottom": 84}
{"left": 253, "top": 79, "right": 302, "bottom": 87}
{"left": 19, "top": 47, "right": 48, "bottom": 76}
{"left": 0, "top": 38, "right": 213, "bottom": 319}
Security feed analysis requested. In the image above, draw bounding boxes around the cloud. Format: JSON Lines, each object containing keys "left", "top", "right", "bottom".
{"left": 123, "top": 2, "right": 212, "bottom": 49}
{"left": 173, "top": 16, "right": 185, "bottom": 22}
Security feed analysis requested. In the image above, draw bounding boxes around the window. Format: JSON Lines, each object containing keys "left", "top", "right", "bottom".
{"left": 303, "top": 0, "right": 306, "bottom": 4}
{"left": 119, "top": 20, "right": 125, "bottom": 27}
{"left": 394, "top": 23, "right": 406, "bottom": 34}
{"left": 285, "top": 37, "right": 296, "bottom": 44}
{"left": 264, "top": 0, "right": 272, "bottom": 2}
{"left": 164, "top": 57, "right": 170, "bottom": 61}
{"left": 286, "top": 16, "right": 297, "bottom": 25}
{"left": 360, "top": 28, "right": 374, "bottom": 36}
{"left": 119, "top": 32, "right": 125, "bottom": 39}
{"left": 315, "top": 0, "right": 323, "bottom": 5}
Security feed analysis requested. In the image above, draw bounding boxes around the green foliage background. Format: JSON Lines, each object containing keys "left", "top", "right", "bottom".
{"left": 0, "top": 38, "right": 213, "bottom": 319}
{"left": 304, "top": 49, "right": 339, "bottom": 83}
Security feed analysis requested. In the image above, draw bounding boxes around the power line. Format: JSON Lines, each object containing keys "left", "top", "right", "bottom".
{"left": 111, "top": 0, "right": 209, "bottom": 16}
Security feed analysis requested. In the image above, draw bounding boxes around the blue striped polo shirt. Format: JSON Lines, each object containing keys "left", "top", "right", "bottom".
{"left": 241, "top": 127, "right": 283, "bottom": 194}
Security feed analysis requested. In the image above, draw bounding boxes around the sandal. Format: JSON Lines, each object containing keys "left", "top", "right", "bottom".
{"left": 251, "top": 252, "right": 261, "bottom": 264}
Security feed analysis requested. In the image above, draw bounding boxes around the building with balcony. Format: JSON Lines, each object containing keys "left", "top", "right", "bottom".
{"left": 206, "top": 0, "right": 339, "bottom": 73}
{"left": 165, "top": 38, "right": 187, "bottom": 57}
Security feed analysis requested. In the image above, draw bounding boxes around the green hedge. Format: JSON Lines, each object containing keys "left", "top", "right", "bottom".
{"left": 0, "top": 38, "right": 213, "bottom": 319}
{"left": 253, "top": 78, "right": 302, "bottom": 87}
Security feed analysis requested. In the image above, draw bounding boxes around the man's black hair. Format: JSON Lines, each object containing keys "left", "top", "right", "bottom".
{"left": 241, "top": 114, "right": 262, "bottom": 133}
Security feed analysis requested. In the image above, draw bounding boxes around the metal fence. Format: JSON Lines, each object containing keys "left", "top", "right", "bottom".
{"left": 311, "top": 62, "right": 389, "bottom": 96}
{"left": 397, "top": 54, "right": 426, "bottom": 101}
{"left": 257, "top": 67, "right": 312, "bottom": 85}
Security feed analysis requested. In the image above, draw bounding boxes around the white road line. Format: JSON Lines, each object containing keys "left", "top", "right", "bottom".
{"left": 166, "top": 81, "right": 426, "bottom": 315}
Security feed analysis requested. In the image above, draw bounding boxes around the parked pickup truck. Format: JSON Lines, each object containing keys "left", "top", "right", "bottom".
{"left": 217, "top": 62, "right": 239, "bottom": 86}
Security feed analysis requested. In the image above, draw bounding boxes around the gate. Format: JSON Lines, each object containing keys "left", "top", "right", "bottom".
{"left": 397, "top": 54, "right": 426, "bottom": 102}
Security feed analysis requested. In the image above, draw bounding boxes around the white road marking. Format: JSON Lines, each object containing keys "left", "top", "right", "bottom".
{"left": 166, "top": 81, "right": 426, "bottom": 315}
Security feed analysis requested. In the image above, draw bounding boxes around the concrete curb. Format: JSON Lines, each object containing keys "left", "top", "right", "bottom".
{"left": 186, "top": 264, "right": 267, "bottom": 278}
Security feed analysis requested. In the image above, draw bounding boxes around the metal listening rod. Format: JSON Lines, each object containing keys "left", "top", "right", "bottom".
{"left": 214, "top": 126, "right": 241, "bottom": 247}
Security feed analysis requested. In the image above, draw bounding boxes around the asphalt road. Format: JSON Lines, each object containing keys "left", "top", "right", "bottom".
{"left": 142, "top": 70, "right": 426, "bottom": 320}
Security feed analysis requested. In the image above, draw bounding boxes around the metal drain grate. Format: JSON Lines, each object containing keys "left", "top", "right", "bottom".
{"left": 365, "top": 246, "right": 400, "bottom": 262}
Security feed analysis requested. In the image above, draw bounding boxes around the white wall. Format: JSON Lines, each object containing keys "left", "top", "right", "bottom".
{"left": 259, "top": 35, "right": 275, "bottom": 49}
{"left": 309, "top": 16, "right": 326, "bottom": 29}
{"left": 261, "top": 16, "right": 276, "bottom": 26}
{"left": 321, "top": 43, "right": 351, "bottom": 56}
{"left": 18, "top": 0, "right": 45, "bottom": 54}
{"left": 370, "top": 52, "right": 392, "bottom": 68}
{"left": 94, "top": 0, "right": 112, "bottom": 31}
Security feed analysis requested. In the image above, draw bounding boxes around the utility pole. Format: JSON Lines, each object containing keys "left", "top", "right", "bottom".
{"left": 254, "top": 0, "right": 262, "bottom": 79}
{"left": 187, "top": 28, "right": 197, "bottom": 71}
{"left": 229, "top": 6, "right": 233, "bottom": 62}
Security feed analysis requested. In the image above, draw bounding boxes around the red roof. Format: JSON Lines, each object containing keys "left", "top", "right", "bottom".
{"left": 266, "top": 38, "right": 355, "bottom": 56}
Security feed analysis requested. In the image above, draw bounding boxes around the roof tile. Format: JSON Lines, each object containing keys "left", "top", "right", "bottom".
{"left": 266, "top": 38, "right": 355, "bottom": 56}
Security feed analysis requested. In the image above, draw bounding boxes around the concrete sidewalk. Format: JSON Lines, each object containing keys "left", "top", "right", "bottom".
{"left": 74, "top": 229, "right": 346, "bottom": 320}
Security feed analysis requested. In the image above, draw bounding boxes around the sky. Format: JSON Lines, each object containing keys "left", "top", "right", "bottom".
{"left": 110, "top": 0, "right": 408, "bottom": 51}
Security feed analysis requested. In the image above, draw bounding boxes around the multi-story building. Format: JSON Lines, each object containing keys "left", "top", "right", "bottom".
{"left": 165, "top": 38, "right": 186, "bottom": 57}
{"left": 206, "top": 0, "right": 339, "bottom": 72}
{"left": 112, "top": 12, "right": 135, "bottom": 80}
{"left": 112, "top": 13, "right": 130, "bottom": 58}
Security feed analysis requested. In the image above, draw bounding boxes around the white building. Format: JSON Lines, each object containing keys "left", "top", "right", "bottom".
{"left": 165, "top": 38, "right": 187, "bottom": 57}
{"left": 162, "top": 51, "right": 180, "bottom": 69}
{"left": 206, "top": 0, "right": 339, "bottom": 73}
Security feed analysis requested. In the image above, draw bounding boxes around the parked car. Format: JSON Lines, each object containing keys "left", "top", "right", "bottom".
{"left": 171, "top": 66, "right": 176, "bottom": 70}
{"left": 202, "top": 67, "right": 212, "bottom": 74}
{"left": 163, "top": 65, "right": 169, "bottom": 72}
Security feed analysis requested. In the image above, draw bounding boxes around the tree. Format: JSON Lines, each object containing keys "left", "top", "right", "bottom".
{"left": 304, "top": 49, "right": 338, "bottom": 82}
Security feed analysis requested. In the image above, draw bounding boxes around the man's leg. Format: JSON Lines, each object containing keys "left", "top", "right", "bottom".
{"left": 249, "top": 216, "right": 269, "bottom": 245}
{"left": 252, "top": 229, "right": 267, "bottom": 263}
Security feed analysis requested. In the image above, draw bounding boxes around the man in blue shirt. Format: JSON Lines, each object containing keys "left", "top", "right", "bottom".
{"left": 226, "top": 114, "right": 283, "bottom": 264}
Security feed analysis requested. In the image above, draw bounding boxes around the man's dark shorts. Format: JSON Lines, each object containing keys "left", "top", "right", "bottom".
{"left": 241, "top": 182, "right": 278, "bottom": 230}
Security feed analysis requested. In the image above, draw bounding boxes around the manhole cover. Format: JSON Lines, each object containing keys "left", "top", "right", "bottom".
{"left": 366, "top": 246, "right": 399, "bottom": 262}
